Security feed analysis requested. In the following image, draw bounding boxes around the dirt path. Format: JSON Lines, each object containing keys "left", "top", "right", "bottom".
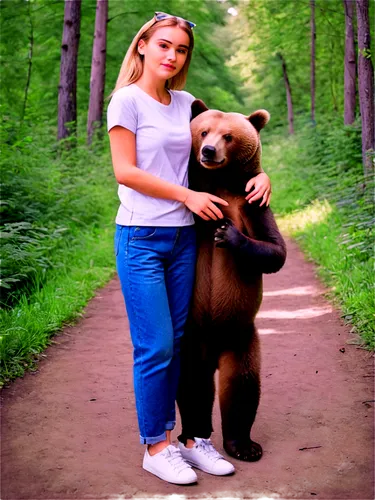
{"left": 1, "top": 238, "right": 374, "bottom": 500}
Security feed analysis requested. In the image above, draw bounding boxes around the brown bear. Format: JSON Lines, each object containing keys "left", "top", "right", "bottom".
{"left": 177, "top": 100, "right": 287, "bottom": 462}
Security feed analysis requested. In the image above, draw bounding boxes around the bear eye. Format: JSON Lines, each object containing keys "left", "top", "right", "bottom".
{"left": 201, "top": 131, "right": 208, "bottom": 137}
{"left": 224, "top": 134, "right": 232, "bottom": 142}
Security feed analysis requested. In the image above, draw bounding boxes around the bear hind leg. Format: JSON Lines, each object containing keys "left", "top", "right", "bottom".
{"left": 218, "top": 334, "right": 262, "bottom": 462}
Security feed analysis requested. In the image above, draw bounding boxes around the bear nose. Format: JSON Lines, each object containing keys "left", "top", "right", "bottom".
{"left": 202, "top": 145, "right": 216, "bottom": 158}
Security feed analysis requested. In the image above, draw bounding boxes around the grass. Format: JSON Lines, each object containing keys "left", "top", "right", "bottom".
{"left": 263, "top": 124, "right": 374, "bottom": 349}
{"left": 0, "top": 223, "right": 116, "bottom": 386}
{"left": 1, "top": 124, "right": 119, "bottom": 387}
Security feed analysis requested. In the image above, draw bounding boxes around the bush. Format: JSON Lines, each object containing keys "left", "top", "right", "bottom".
{"left": 0, "top": 121, "right": 117, "bottom": 306}
{"left": 263, "top": 119, "right": 374, "bottom": 348}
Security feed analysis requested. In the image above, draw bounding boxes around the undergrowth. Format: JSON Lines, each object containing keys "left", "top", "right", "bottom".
{"left": 263, "top": 118, "right": 374, "bottom": 349}
{"left": 0, "top": 123, "right": 118, "bottom": 386}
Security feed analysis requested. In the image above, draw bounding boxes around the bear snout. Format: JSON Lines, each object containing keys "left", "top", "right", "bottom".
{"left": 201, "top": 145, "right": 216, "bottom": 159}
{"left": 200, "top": 145, "right": 226, "bottom": 168}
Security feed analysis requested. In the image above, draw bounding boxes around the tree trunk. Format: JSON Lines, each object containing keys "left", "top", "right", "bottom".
{"left": 356, "top": 0, "right": 374, "bottom": 177}
{"left": 21, "top": 0, "right": 34, "bottom": 126}
{"left": 278, "top": 53, "right": 295, "bottom": 135}
{"left": 87, "top": 0, "right": 108, "bottom": 145}
{"left": 310, "top": 0, "right": 316, "bottom": 124}
{"left": 57, "top": 0, "right": 81, "bottom": 141}
{"left": 343, "top": 0, "right": 357, "bottom": 124}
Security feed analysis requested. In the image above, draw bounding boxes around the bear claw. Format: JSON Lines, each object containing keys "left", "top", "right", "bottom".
{"left": 224, "top": 439, "right": 263, "bottom": 462}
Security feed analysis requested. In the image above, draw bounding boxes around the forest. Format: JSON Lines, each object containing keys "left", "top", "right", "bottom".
{"left": 0, "top": 0, "right": 374, "bottom": 386}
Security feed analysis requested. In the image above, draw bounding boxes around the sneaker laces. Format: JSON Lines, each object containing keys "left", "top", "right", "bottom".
{"left": 163, "top": 446, "right": 191, "bottom": 473}
{"left": 195, "top": 438, "right": 224, "bottom": 462}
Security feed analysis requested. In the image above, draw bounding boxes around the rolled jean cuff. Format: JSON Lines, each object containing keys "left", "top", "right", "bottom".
{"left": 139, "top": 431, "right": 166, "bottom": 445}
{"left": 165, "top": 420, "right": 175, "bottom": 431}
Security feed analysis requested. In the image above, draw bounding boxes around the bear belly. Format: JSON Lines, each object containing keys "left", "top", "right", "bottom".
{"left": 192, "top": 239, "right": 263, "bottom": 326}
{"left": 191, "top": 193, "right": 263, "bottom": 327}
{"left": 210, "top": 247, "right": 263, "bottom": 323}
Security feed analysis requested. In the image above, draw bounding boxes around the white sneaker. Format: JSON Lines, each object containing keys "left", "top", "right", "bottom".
{"left": 143, "top": 444, "right": 198, "bottom": 484}
{"left": 178, "top": 437, "right": 235, "bottom": 476}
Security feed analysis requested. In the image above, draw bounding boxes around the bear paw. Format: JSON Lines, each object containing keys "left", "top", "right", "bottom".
{"left": 214, "top": 218, "right": 245, "bottom": 249}
{"left": 223, "top": 438, "right": 263, "bottom": 462}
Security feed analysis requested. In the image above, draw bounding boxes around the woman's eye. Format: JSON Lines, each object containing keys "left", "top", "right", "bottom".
{"left": 178, "top": 49, "right": 187, "bottom": 55}
{"left": 224, "top": 134, "right": 232, "bottom": 142}
{"left": 201, "top": 131, "right": 208, "bottom": 137}
{"left": 159, "top": 44, "right": 168, "bottom": 49}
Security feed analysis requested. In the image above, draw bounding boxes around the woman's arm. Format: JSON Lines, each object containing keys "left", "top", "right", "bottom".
{"left": 245, "top": 172, "right": 272, "bottom": 206}
{"left": 109, "top": 126, "right": 228, "bottom": 221}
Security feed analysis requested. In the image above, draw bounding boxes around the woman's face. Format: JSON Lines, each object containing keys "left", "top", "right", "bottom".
{"left": 138, "top": 26, "right": 190, "bottom": 81}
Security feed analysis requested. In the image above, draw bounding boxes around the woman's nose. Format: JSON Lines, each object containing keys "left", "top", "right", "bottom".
{"left": 167, "top": 49, "right": 176, "bottom": 61}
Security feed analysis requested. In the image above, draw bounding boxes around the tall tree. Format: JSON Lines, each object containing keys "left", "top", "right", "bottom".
{"left": 87, "top": 0, "right": 108, "bottom": 145}
{"left": 57, "top": 0, "right": 81, "bottom": 141}
{"left": 21, "top": 0, "right": 34, "bottom": 126}
{"left": 310, "top": 0, "right": 316, "bottom": 124}
{"left": 356, "top": 0, "right": 374, "bottom": 177}
{"left": 278, "top": 53, "right": 294, "bottom": 135}
{"left": 343, "top": 0, "right": 357, "bottom": 124}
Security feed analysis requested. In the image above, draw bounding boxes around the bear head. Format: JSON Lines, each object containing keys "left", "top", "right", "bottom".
{"left": 190, "top": 100, "right": 270, "bottom": 177}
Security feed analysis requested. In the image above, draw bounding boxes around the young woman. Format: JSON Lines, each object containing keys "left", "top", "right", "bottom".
{"left": 107, "top": 12, "right": 271, "bottom": 485}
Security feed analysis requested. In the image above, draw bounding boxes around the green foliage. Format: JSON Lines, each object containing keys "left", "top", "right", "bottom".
{"left": 0, "top": 224, "right": 115, "bottom": 386}
{"left": 267, "top": 118, "right": 373, "bottom": 261}
{"left": 0, "top": 116, "right": 118, "bottom": 383}
{"left": 1, "top": 222, "right": 66, "bottom": 295}
{"left": 0, "top": 121, "right": 117, "bottom": 306}
{"left": 0, "top": 0, "right": 243, "bottom": 128}
{"left": 225, "top": 0, "right": 374, "bottom": 129}
{"left": 263, "top": 121, "right": 374, "bottom": 348}
{"left": 104, "top": 0, "right": 243, "bottom": 108}
{"left": 0, "top": 0, "right": 245, "bottom": 383}
{"left": 0, "top": 0, "right": 244, "bottom": 306}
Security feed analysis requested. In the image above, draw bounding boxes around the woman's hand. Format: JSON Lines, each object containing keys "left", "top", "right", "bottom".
{"left": 184, "top": 190, "right": 229, "bottom": 221}
{"left": 245, "top": 172, "right": 272, "bottom": 207}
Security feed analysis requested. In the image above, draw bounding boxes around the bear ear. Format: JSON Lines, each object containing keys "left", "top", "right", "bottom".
{"left": 247, "top": 109, "right": 270, "bottom": 131}
{"left": 191, "top": 99, "right": 209, "bottom": 119}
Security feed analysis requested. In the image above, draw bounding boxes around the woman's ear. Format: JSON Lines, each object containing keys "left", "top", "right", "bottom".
{"left": 138, "top": 39, "right": 145, "bottom": 56}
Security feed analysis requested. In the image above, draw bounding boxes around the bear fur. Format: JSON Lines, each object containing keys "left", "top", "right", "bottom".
{"left": 177, "top": 100, "right": 287, "bottom": 462}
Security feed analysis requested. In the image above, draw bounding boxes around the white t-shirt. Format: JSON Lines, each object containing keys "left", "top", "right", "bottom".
{"left": 107, "top": 83, "right": 195, "bottom": 226}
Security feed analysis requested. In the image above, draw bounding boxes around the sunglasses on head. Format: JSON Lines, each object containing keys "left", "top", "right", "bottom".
{"left": 154, "top": 11, "right": 196, "bottom": 29}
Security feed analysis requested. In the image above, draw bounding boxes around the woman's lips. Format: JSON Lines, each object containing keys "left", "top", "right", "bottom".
{"left": 161, "top": 64, "right": 176, "bottom": 70}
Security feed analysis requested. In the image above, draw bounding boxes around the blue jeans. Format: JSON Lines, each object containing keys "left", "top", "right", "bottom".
{"left": 115, "top": 224, "right": 196, "bottom": 445}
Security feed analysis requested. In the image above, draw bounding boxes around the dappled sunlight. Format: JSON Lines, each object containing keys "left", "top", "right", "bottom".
{"left": 257, "top": 305, "right": 332, "bottom": 320}
{"left": 258, "top": 328, "right": 279, "bottom": 335}
{"left": 263, "top": 285, "right": 317, "bottom": 297}
{"left": 278, "top": 199, "right": 332, "bottom": 234}
{"left": 258, "top": 328, "right": 297, "bottom": 335}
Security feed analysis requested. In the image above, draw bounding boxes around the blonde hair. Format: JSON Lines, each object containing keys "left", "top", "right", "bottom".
{"left": 109, "top": 16, "right": 194, "bottom": 98}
